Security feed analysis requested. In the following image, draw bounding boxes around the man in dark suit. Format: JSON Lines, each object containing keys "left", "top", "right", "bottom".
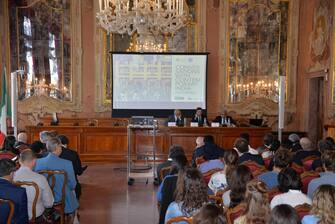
{"left": 293, "top": 137, "right": 320, "bottom": 166}
{"left": 235, "top": 138, "right": 265, "bottom": 166}
{"left": 58, "top": 135, "right": 87, "bottom": 199}
{"left": 166, "top": 109, "right": 184, "bottom": 127}
{"left": 0, "top": 159, "right": 29, "bottom": 224}
{"left": 213, "top": 110, "right": 235, "bottom": 126}
{"left": 191, "top": 107, "right": 209, "bottom": 126}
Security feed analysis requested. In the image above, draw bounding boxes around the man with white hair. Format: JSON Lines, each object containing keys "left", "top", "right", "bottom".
{"left": 292, "top": 137, "right": 321, "bottom": 166}
{"left": 288, "top": 133, "right": 302, "bottom": 152}
{"left": 14, "top": 132, "right": 30, "bottom": 152}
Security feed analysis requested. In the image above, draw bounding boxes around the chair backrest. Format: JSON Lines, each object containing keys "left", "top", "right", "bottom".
{"left": 300, "top": 171, "right": 320, "bottom": 194}
{"left": 241, "top": 161, "right": 267, "bottom": 177}
{"left": 291, "top": 162, "right": 304, "bottom": 174}
{"left": 294, "top": 203, "right": 311, "bottom": 220}
{"left": 302, "top": 156, "right": 320, "bottom": 171}
{"left": 226, "top": 203, "right": 246, "bottom": 224}
{"left": 38, "top": 170, "right": 67, "bottom": 209}
{"left": 160, "top": 166, "right": 173, "bottom": 181}
{"left": 0, "top": 151, "right": 16, "bottom": 160}
{"left": 268, "top": 187, "right": 281, "bottom": 202}
{"left": 263, "top": 157, "right": 272, "bottom": 169}
{"left": 0, "top": 198, "right": 15, "bottom": 224}
{"left": 166, "top": 216, "right": 193, "bottom": 224}
{"left": 14, "top": 181, "right": 40, "bottom": 222}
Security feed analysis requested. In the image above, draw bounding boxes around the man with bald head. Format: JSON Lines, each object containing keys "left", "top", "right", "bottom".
{"left": 292, "top": 137, "right": 321, "bottom": 166}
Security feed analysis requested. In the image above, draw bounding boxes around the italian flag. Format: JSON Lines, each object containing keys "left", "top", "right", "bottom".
{"left": 0, "top": 66, "right": 11, "bottom": 135}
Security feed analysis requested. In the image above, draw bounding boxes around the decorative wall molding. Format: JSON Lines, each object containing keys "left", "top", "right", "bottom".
{"left": 16, "top": 0, "right": 83, "bottom": 119}
{"left": 219, "top": 0, "right": 299, "bottom": 118}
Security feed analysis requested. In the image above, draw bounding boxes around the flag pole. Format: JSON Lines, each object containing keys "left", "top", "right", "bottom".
{"left": 11, "top": 71, "right": 18, "bottom": 138}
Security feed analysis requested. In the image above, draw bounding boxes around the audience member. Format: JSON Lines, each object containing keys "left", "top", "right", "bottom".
{"left": 13, "top": 150, "right": 54, "bottom": 221}
{"left": 165, "top": 167, "right": 208, "bottom": 223}
{"left": 262, "top": 139, "right": 281, "bottom": 159}
{"left": 222, "top": 165, "right": 253, "bottom": 208}
{"left": 258, "top": 148, "right": 292, "bottom": 189}
{"left": 58, "top": 135, "right": 87, "bottom": 199}
{"left": 269, "top": 204, "right": 300, "bottom": 224}
{"left": 257, "top": 133, "right": 274, "bottom": 155}
{"left": 239, "top": 133, "right": 258, "bottom": 155}
{"left": 234, "top": 138, "right": 264, "bottom": 166}
{"left": 158, "top": 154, "right": 188, "bottom": 224}
{"left": 208, "top": 150, "right": 238, "bottom": 194}
{"left": 14, "top": 132, "right": 30, "bottom": 152}
{"left": 270, "top": 167, "right": 311, "bottom": 209}
{"left": 0, "top": 158, "right": 28, "bottom": 224}
{"left": 157, "top": 145, "right": 185, "bottom": 184}
{"left": 302, "top": 185, "right": 335, "bottom": 224}
{"left": 192, "top": 137, "right": 205, "bottom": 167}
{"left": 30, "top": 141, "right": 47, "bottom": 158}
{"left": 34, "top": 137, "right": 79, "bottom": 220}
{"left": 311, "top": 139, "right": 334, "bottom": 171}
{"left": 0, "top": 136, "right": 16, "bottom": 160}
{"left": 2, "top": 135, "right": 18, "bottom": 155}
{"left": 307, "top": 151, "right": 335, "bottom": 198}
{"left": 193, "top": 135, "right": 225, "bottom": 164}
{"left": 193, "top": 204, "right": 227, "bottom": 224}
{"left": 293, "top": 137, "right": 320, "bottom": 166}
{"left": 288, "top": 133, "right": 302, "bottom": 152}
{"left": 325, "top": 137, "right": 335, "bottom": 145}
{"left": 39, "top": 131, "right": 51, "bottom": 151}
{"left": 234, "top": 180, "right": 270, "bottom": 224}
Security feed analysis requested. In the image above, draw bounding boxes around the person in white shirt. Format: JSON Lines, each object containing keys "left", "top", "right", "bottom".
{"left": 270, "top": 167, "right": 311, "bottom": 209}
{"left": 14, "top": 150, "right": 54, "bottom": 220}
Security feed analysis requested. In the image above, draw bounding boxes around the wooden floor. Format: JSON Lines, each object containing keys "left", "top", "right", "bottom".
{"left": 78, "top": 164, "right": 159, "bottom": 224}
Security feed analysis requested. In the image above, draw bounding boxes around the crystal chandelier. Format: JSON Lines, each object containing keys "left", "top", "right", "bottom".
{"left": 97, "top": 0, "right": 189, "bottom": 52}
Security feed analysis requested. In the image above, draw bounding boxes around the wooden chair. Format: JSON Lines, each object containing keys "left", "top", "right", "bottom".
{"left": 166, "top": 216, "right": 193, "bottom": 224}
{"left": 263, "top": 157, "right": 272, "bottom": 169}
{"left": 241, "top": 161, "right": 267, "bottom": 177}
{"left": 226, "top": 203, "right": 246, "bottom": 224}
{"left": 14, "top": 181, "right": 40, "bottom": 224}
{"left": 294, "top": 203, "right": 311, "bottom": 220}
{"left": 38, "top": 170, "right": 68, "bottom": 224}
{"left": 268, "top": 187, "right": 281, "bottom": 202}
{"left": 0, "top": 151, "right": 16, "bottom": 160}
{"left": 0, "top": 198, "right": 15, "bottom": 224}
{"left": 300, "top": 171, "right": 320, "bottom": 194}
{"left": 302, "top": 156, "right": 320, "bottom": 171}
{"left": 160, "top": 166, "right": 173, "bottom": 181}
{"left": 291, "top": 162, "right": 304, "bottom": 174}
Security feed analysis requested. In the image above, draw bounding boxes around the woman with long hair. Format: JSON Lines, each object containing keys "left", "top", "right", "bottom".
{"left": 208, "top": 149, "right": 239, "bottom": 194}
{"left": 234, "top": 180, "right": 270, "bottom": 224}
{"left": 165, "top": 167, "right": 208, "bottom": 223}
{"left": 222, "top": 165, "right": 253, "bottom": 208}
{"left": 193, "top": 204, "right": 227, "bottom": 224}
{"left": 302, "top": 184, "right": 335, "bottom": 224}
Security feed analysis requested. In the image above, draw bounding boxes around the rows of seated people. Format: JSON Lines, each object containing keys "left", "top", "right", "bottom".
{"left": 157, "top": 133, "right": 335, "bottom": 224}
{"left": 0, "top": 131, "right": 86, "bottom": 224}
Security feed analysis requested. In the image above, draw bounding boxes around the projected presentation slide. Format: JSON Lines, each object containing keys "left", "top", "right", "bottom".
{"left": 112, "top": 53, "right": 207, "bottom": 110}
